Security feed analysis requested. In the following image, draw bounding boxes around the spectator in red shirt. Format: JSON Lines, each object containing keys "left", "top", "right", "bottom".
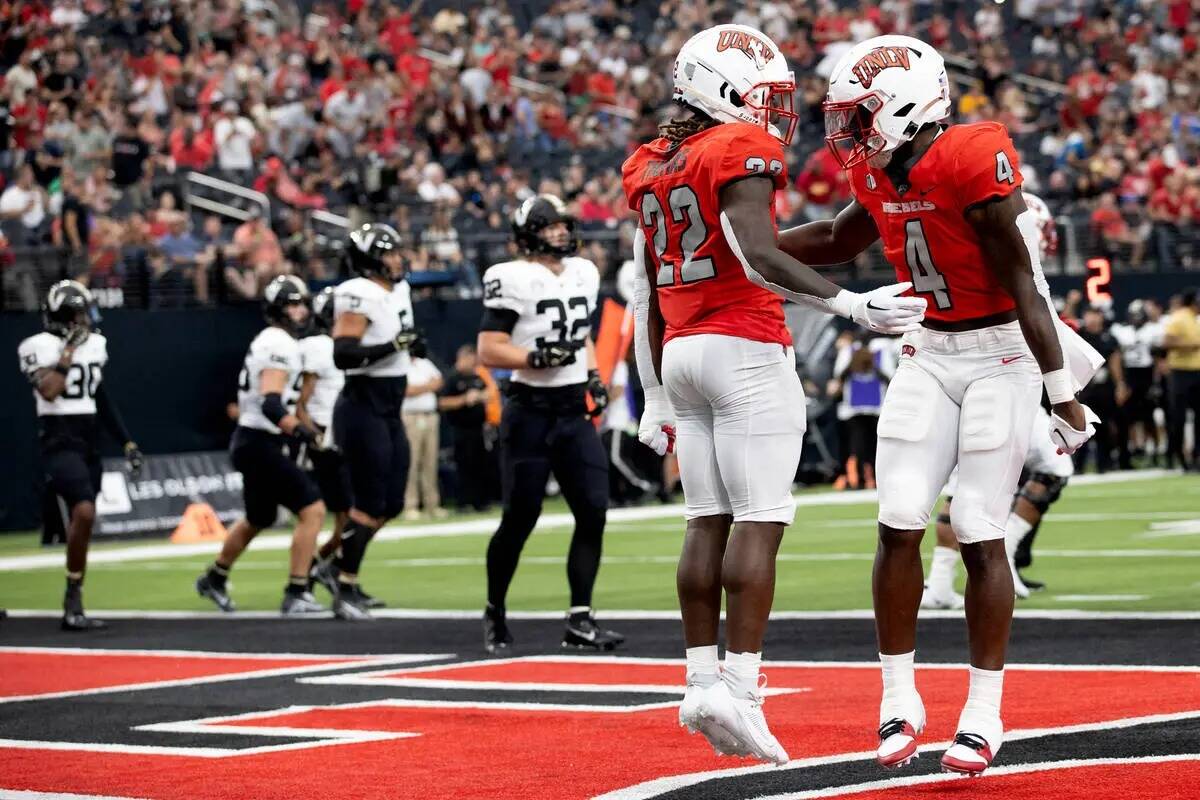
{"left": 1091, "top": 192, "right": 1146, "bottom": 268}
{"left": 1150, "top": 172, "right": 1188, "bottom": 269}
{"left": 1068, "top": 59, "right": 1108, "bottom": 121}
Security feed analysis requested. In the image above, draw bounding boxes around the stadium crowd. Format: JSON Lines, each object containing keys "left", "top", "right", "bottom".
{"left": 0, "top": 0, "right": 1197, "bottom": 311}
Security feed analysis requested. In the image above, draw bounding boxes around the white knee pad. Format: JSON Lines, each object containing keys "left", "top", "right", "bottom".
{"left": 948, "top": 494, "right": 1006, "bottom": 545}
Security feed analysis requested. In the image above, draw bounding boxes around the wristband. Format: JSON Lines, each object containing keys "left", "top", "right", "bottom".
{"left": 1042, "top": 368, "right": 1073, "bottom": 405}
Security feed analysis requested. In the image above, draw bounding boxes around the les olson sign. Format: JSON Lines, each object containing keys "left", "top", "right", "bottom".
{"left": 94, "top": 451, "right": 243, "bottom": 537}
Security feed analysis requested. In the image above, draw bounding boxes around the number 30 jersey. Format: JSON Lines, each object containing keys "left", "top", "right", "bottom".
{"left": 481, "top": 257, "right": 599, "bottom": 388}
{"left": 847, "top": 122, "right": 1028, "bottom": 324}
{"left": 621, "top": 121, "right": 791, "bottom": 347}
{"left": 18, "top": 331, "right": 108, "bottom": 417}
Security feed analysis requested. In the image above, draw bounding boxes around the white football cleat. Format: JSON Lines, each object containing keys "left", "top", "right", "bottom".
{"left": 697, "top": 677, "right": 789, "bottom": 766}
{"left": 921, "top": 584, "right": 965, "bottom": 610}
{"left": 877, "top": 691, "right": 926, "bottom": 769}
{"left": 941, "top": 718, "right": 1003, "bottom": 776}
{"left": 679, "top": 679, "right": 750, "bottom": 757}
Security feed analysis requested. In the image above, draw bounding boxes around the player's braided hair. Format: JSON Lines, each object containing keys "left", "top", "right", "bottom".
{"left": 659, "top": 107, "right": 719, "bottom": 144}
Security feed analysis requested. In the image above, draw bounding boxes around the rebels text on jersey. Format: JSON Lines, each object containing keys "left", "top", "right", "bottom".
{"left": 621, "top": 122, "right": 791, "bottom": 347}
{"left": 237, "top": 327, "right": 302, "bottom": 434}
{"left": 18, "top": 331, "right": 108, "bottom": 418}
{"left": 482, "top": 257, "right": 600, "bottom": 388}
{"left": 333, "top": 277, "right": 414, "bottom": 377}
{"left": 848, "top": 122, "right": 1026, "bottom": 324}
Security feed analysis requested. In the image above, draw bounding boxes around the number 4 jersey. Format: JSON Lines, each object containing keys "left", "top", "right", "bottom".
{"left": 847, "top": 121, "right": 1028, "bottom": 324}
{"left": 19, "top": 331, "right": 107, "bottom": 417}
{"left": 481, "top": 257, "right": 599, "bottom": 388}
{"left": 621, "top": 121, "right": 791, "bottom": 347}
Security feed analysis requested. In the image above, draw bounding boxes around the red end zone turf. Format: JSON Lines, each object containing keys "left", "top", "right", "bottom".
{"left": 1, "top": 656, "right": 1197, "bottom": 799}
{"left": 0, "top": 649, "right": 368, "bottom": 699}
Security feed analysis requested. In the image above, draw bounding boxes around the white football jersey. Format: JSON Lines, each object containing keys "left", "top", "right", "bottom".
{"left": 237, "top": 326, "right": 302, "bottom": 434}
{"left": 18, "top": 331, "right": 108, "bottom": 416}
{"left": 1111, "top": 321, "right": 1162, "bottom": 370}
{"left": 482, "top": 257, "right": 599, "bottom": 388}
{"left": 333, "top": 276, "right": 413, "bottom": 377}
{"left": 298, "top": 333, "right": 343, "bottom": 428}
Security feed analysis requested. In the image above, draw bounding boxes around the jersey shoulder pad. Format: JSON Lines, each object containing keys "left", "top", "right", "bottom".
{"left": 18, "top": 332, "right": 57, "bottom": 372}
{"left": 481, "top": 261, "right": 531, "bottom": 312}
{"left": 562, "top": 256, "right": 599, "bottom": 278}
{"left": 334, "top": 277, "right": 380, "bottom": 315}
{"left": 709, "top": 123, "right": 788, "bottom": 191}
{"left": 945, "top": 122, "right": 1022, "bottom": 209}
{"left": 621, "top": 139, "right": 666, "bottom": 209}
{"left": 256, "top": 327, "right": 300, "bottom": 368}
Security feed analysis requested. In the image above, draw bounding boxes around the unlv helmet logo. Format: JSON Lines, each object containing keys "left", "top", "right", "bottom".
{"left": 850, "top": 46, "right": 914, "bottom": 89}
{"left": 716, "top": 30, "right": 775, "bottom": 69}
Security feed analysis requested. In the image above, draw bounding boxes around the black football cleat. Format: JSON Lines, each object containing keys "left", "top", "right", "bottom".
{"left": 353, "top": 585, "right": 386, "bottom": 609}
{"left": 332, "top": 584, "right": 374, "bottom": 621}
{"left": 563, "top": 610, "right": 624, "bottom": 651}
{"left": 1017, "top": 572, "right": 1045, "bottom": 591}
{"left": 195, "top": 573, "right": 236, "bottom": 612}
{"left": 62, "top": 584, "right": 105, "bottom": 631}
{"left": 309, "top": 559, "right": 340, "bottom": 598}
{"left": 484, "top": 605, "right": 513, "bottom": 654}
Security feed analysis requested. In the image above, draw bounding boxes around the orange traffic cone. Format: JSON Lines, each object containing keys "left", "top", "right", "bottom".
{"left": 170, "top": 503, "right": 228, "bottom": 543}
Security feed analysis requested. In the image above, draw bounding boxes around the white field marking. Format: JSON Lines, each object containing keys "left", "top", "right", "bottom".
{"left": 817, "top": 511, "right": 1200, "bottom": 528}
{"left": 0, "top": 791, "right": 153, "bottom": 800}
{"left": 598, "top": 710, "right": 1200, "bottom": 800}
{"left": 7, "top": 608, "right": 1200, "bottom": 621}
{"left": 1141, "top": 519, "right": 1200, "bottom": 538}
{"left": 0, "top": 645, "right": 391, "bottom": 660}
{"left": 0, "top": 470, "right": 1175, "bottom": 572}
{"left": 752, "top": 754, "right": 1200, "bottom": 800}
{"left": 1049, "top": 594, "right": 1151, "bottom": 602}
{"left": 0, "top": 653, "right": 450, "bottom": 704}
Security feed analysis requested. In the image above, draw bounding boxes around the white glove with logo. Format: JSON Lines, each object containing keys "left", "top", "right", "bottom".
{"left": 638, "top": 385, "right": 676, "bottom": 457}
{"left": 1050, "top": 403, "right": 1100, "bottom": 455}
{"left": 831, "top": 282, "right": 928, "bottom": 335}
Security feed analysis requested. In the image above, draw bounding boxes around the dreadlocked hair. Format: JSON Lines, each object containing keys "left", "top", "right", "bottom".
{"left": 659, "top": 107, "right": 719, "bottom": 143}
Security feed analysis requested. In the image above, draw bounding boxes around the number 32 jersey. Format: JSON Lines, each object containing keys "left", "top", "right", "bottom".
{"left": 18, "top": 331, "right": 108, "bottom": 417}
{"left": 848, "top": 122, "right": 1026, "bottom": 324}
{"left": 621, "top": 122, "right": 791, "bottom": 347}
{"left": 482, "top": 257, "right": 599, "bottom": 388}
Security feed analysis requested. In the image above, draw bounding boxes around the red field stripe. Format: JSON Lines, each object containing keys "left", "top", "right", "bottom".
{"left": 839, "top": 758, "right": 1200, "bottom": 800}
{"left": 0, "top": 652, "right": 364, "bottom": 699}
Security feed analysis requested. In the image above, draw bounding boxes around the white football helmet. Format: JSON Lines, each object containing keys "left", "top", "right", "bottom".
{"left": 672, "top": 24, "right": 798, "bottom": 145}
{"left": 823, "top": 35, "right": 951, "bottom": 169}
{"left": 1023, "top": 191, "right": 1059, "bottom": 259}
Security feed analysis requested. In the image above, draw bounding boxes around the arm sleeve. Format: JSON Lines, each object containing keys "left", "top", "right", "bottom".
{"left": 479, "top": 307, "right": 519, "bottom": 333}
{"left": 630, "top": 228, "right": 661, "bottom": 391}
{"left": 715, "top": 127, "right": 789, "bottom": 193}
{"left": 333, "top": 336, "right": 397, "bottom": 369}
{"left": 954, "top": 125, "right": 1023, "bottom": 212}
{"left": 95, "top": 382, "right": 133, "bottom": 444}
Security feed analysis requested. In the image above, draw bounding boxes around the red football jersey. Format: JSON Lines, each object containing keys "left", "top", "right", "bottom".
{"left": 847, "top": 122, "right": 1024, "bottom": 323}
{"left": 622, "top": 123, "right": 792, "bottom": 347}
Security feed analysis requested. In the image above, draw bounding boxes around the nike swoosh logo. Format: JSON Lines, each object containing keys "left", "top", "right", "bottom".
{"left": 1000, "top": 355, "right": 1024, "bottom": 364}
{"left": 570, "top": 628, "right": 597, "bottom": 641}
{"left": 919, "top": 186, "right": 938, "bottom": 196}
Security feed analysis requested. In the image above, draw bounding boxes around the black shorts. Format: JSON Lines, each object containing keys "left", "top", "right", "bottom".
{"left": 499, "top": 399, "right": 608, "bottom": 512}
{"left": 332, "top": 393, "right": 410, "bottom": 520}
{"left": 230, "top": 427, "right": 322, "bottom": 529}
{"left": 43, "top": 447, "right": 102, "bottom": 510}
{"left": 309, "top": 445, "right": 353, "bottom": 513}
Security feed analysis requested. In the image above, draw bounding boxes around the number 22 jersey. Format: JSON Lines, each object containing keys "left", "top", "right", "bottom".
{"left": 621, "top": 122, "right": 791, "bottom": 347}
{"left": 847, "top": 121, "right": 1027, "bottom": 324}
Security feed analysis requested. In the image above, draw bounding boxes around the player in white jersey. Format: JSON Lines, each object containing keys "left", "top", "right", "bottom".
{"left": 1112, "top": 299, "right": 1164, "bottom": 466}
{"left": 295, "top": 287, "right": 361, "bottom": 603}
{"left": 18, "top": 281, "right": 142, "bottom": 630}
{"left": 318, "top": 223, "right": 421, "bottom": 620}
{"left": 195, "top": 276, "right": 327, "bottom": 617}
{"left": 478, "top": 195, "right": 621, "bottom": 653}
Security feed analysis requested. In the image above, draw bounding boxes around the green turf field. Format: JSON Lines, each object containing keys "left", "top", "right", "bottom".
{"left": 1, "top": 474, "right": 1197, "bottom": 613}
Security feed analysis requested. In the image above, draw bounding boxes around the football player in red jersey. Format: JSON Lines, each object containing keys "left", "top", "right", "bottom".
{"left": 623, "top": 24, "right": 927, "bottom": 765}
{"left": 775, "top": 35, "right": 1103, "bottom": 775}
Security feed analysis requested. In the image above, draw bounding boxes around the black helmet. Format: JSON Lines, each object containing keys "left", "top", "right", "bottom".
{"left": 310, "top": 286, "right": 335, "bottom": 333}
{"left": 344, "top": 223, "right": 405, "bottom": 282}
{"left": 512, "top": 194, "right": 578, "bottom": 257}
{"left": 263, "top": 275, "right": 310, "bottom": 336}
{"left": 43, "top": 280, "right": 100, "bottom": 336}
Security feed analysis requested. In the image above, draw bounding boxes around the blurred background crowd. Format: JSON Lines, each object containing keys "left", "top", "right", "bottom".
{"left": 0, "top": 0, "right": 1196, "bottom": 311}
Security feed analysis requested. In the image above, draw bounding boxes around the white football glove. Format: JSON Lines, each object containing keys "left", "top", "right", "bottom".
{"left": 833, "top": 282, "right": 928, "bottom": 335}
{"left": 638, "top": 385, "right": 676, "bottom": 457}
{"left": 1050, "top": 403, "right": 1100, "bottom": 455}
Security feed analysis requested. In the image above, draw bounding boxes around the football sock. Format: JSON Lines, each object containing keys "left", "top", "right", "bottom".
{"left": 206, "top": 562, "right": 230, "bottom": 588}
{"left": 565, "top": 506, "right": 605, "bottom": 608}
{"left": 686, "top": 645, "right": 720, "bottom": 684}
{"left": 335, "top": 521, "right": 375, "bottom": 578}
{"left": 928, "top": 546, "right": 958, "bottom": 597}
{"left": 723, "top": 651, "right": 762, "bottom": 697}
{"left": 285, "top": 576, "right": 307, "bottom": 596}
{"left": 958, "top": 666, "right": 1004, "bottom": 733}
{"left": 880, "top": 650, "right": 917, "bottom": 705}
{"left": 1004, "top": 514, "right": 1033, "bottom": 560}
